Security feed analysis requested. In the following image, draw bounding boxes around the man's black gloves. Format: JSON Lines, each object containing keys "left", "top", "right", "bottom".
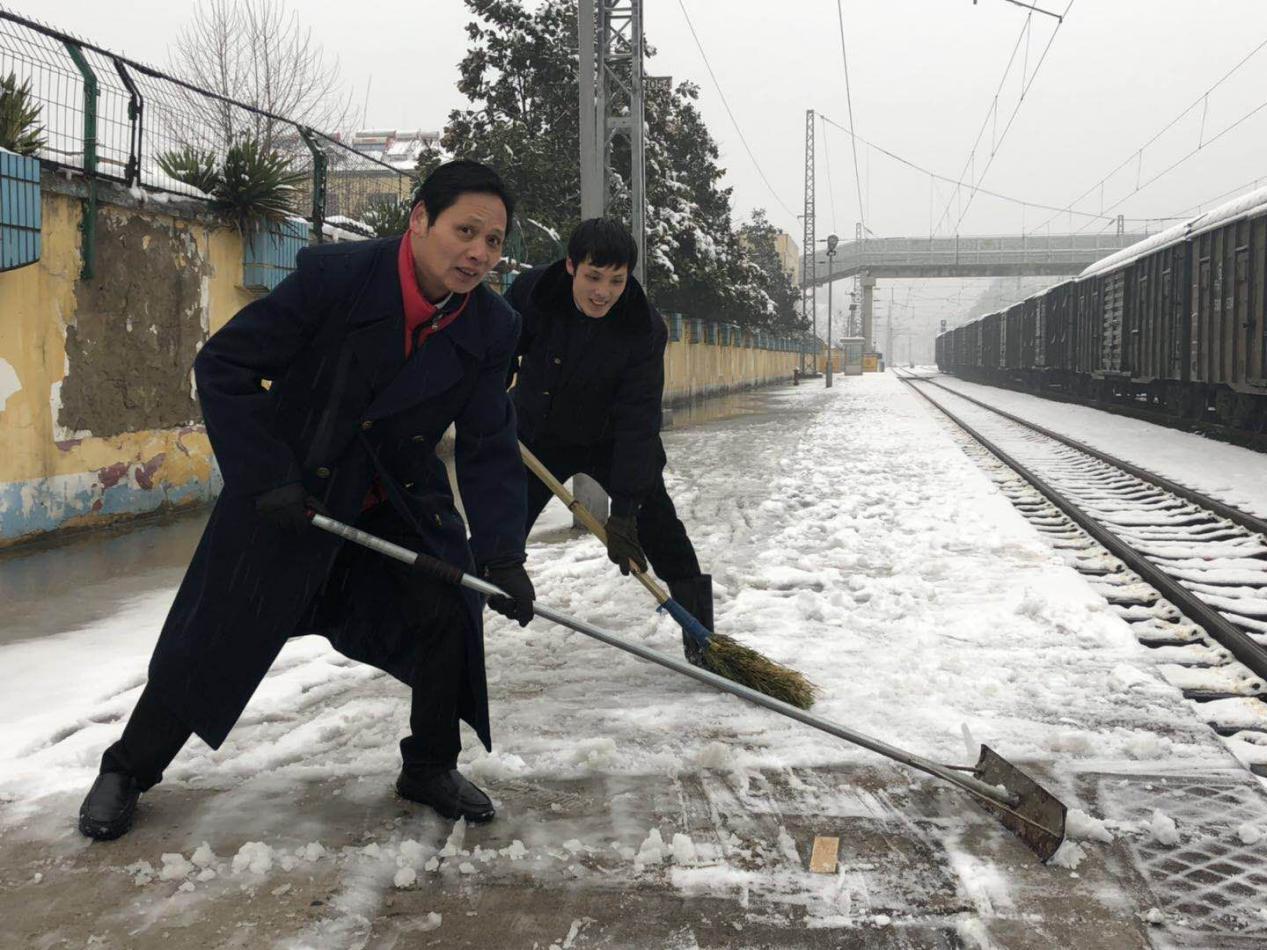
{"left": 482, "top": 560, "right": 535, "bottom": 627}
{"left": 255, "top": 482, "right": 327, "bottom": 533}
{"left": 604, "top": 514, "right": 648, "bottom": 576}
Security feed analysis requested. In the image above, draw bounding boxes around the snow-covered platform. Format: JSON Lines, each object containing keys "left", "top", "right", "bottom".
{"left": 2, "top": 375, "right": 1266, "bottom": 948}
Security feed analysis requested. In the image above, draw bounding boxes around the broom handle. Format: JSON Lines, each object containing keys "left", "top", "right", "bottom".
{"left": 519, "top": 442, "right": 669, "bottom": 606}
{"left": 308, "top": 512, "right": 1017, "bottom": 808}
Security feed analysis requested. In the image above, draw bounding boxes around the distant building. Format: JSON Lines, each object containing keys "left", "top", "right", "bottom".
{"left": 773, "top": 231, "right": 799, "bottom": 282}
{"left": 320, "top": 129, "right": 440, "bottom": 221}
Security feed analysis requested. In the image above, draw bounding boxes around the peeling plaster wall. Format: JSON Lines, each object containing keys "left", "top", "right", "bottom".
{"left": 0, "top": 175, "right": 255, "bottom": 546}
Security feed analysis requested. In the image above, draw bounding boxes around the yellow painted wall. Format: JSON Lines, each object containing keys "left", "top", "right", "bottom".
{"left": 1, "top": 176, "right": 805, "bottom": 546}
{"left": 0, "top": 181, "right": 257, "bottom": 546}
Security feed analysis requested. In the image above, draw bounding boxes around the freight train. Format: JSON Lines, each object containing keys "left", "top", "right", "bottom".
{"left": 935, "top": 187, "right": 1267, "bottom": 431}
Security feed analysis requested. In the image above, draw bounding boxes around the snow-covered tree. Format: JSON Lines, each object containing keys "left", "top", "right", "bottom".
{"left": 442, "top": 0, "right": 773, "bottom": 328}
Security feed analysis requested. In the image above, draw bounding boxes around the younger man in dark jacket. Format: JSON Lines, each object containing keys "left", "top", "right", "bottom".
{"left": 506, "top": 219, "right": 712, "bottom": 662}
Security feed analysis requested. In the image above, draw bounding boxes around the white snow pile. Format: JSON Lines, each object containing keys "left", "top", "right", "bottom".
{"left": 1150, "top": 810, "right": 1180, "bottom": 846}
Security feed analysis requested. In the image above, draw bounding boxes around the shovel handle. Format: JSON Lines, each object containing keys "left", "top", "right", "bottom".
{"left": 519, "top": 442, "right": 667, "bottom": 605}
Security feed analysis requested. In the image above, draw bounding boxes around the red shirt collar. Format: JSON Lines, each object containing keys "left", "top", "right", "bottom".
{"left": 397, "top": 234, "right": 469, "bottom": 356}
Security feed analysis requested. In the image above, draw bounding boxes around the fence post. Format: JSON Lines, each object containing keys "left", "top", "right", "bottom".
{"left": 112, "top": 59, "right": 143, "bottom": 187}
{"left": 63, "top": 42, "right": 99, "bottom": 279}
{"left": 298, "top": 127, "right": 328, "bottom": 244}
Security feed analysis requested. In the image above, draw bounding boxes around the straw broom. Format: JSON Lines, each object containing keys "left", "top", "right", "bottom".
{"left": 520, "top": 443, "right": 816, "bottom": 710}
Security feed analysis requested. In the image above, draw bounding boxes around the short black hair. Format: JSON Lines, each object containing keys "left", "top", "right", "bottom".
{"left": 567, "top": 217, "right": 638, "bottom": 271}
{"left": 413, "top": 160, "right": 515, "bottom": 233}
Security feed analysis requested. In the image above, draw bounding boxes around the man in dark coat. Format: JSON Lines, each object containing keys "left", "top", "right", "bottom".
{"left": 78, "top": 161, "right": 535, "bottom": 840}
{"left": 506, "top": 218, "right": 713, "bottom": 663}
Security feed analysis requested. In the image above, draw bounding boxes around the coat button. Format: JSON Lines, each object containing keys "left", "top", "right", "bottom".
{"left": 553, "top": 357, "right": 562, "bottom": 365}
{"left": 543, "top": 390, "right": 550, "bottom": 396}
{"left": 433, "top": 514, "right": 443, "bottom": 527}
{"left": 412, "top": 434, "right": 426, "bottom": 442}
{"left": 361, "top": 420, "right": 374, "bottom": 430}
{"left": 315, "top": 466, "right": 331, "bottom": 478}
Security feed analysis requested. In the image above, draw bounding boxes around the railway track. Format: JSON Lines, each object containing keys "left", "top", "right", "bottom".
{"left": 896, "top": 371, "right": 1267, "bottom": 777}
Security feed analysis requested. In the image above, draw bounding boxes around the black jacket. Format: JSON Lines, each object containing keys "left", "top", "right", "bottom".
{"left": 506, "top": 261, "right": 667, "bottom": 515}
{"left": 147, "top": 236, "right": 525, "bottom": 751}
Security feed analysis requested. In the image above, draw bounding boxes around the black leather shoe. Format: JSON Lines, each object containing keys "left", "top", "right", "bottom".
{"left": 396, "top": 768, "right": 495, "bottom": 823}
{"left": 78, "top": 772, "right": 141, "bottom": 840}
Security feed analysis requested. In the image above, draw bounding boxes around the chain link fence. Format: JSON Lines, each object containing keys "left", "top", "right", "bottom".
{"left": 0, "top": 8, "right": 415, "bottom": 241}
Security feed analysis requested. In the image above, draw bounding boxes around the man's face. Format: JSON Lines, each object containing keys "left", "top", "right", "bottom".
{"left": 566, "top": 257, "right": 629, "bottom": 318}
{"left": 408, "top": 192, "right": 507, "bottom": 299}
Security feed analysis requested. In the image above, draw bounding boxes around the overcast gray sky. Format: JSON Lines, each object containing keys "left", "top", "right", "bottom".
{"left": 26, "top": 0, "right": 1267, "bottom": 349}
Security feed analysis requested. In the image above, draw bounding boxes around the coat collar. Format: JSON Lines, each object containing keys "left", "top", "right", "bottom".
{"left": 530, "top": 259, "right": 651, "bottom": 334}
{"left": 346, "top": 240, "right": 486, "bottom": 419}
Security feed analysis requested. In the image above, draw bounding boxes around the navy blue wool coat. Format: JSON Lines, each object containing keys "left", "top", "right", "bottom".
{"left": 147, "top": 236, "right": 526, "bottom": 751}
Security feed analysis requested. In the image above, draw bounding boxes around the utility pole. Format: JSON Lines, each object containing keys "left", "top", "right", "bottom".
{"left": 885, "top": 287, "right": 894, "bottom": 371}
{"left": 824, "top": 234, "right": 838, "bottom": 388}
{"left": 802, "top": 109, "right": 816, "bottom": 374}
{"left": 576, "top": 0, "right": 647, "bottom": 521}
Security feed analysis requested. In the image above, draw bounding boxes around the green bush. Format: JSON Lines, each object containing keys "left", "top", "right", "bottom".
{"left": 0, "top": 72, "right": 45, "bottom": 157}
{"left": 158, "top": 134, "right": 306, "bottom": 232}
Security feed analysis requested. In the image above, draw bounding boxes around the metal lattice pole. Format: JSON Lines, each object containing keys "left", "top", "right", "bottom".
{"left": 802, "top": 109, "right": 816, "bottom": 373}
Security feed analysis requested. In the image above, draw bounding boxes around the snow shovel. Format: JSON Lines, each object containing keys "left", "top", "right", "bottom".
{"left": 309, "top": 512, "right": 1067, "bottom": 863}
{"left": 518, "top": 442, "right": 815, "bottom": 710}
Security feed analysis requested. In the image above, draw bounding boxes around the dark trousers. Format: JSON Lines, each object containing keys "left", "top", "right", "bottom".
{"left": 523, "top": 438, "right": 702, "bottom": 583}
{"left": 102, "top": 505, "right": 467, "bottom": 787}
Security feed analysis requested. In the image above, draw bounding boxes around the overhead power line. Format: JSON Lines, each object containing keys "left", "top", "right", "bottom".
{"left": 674, "top": 0, "right": 797, "bottom": 220}
{"left": 952, "top": 1, "right": 1074, "bottom": 232}
{"left": 834, "top": 0, "right": 867, "bottom": 236}
{"left": 817, "top": 114, "right": 1173, "bottom": 224}
{"left": 1036, "top": 34, "right": 1267, "bottom": 233}
{"left": 931, "top": 13, "right": 1033, "bottom": 236}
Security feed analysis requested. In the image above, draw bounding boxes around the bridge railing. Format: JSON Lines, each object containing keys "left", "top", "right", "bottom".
{"left": 807, "top": 232, "right": 1151, "bottom": 279}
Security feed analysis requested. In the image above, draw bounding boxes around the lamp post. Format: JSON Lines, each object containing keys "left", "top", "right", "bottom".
{"left": 824, "top": 234, "right": 838, "bottom": 388}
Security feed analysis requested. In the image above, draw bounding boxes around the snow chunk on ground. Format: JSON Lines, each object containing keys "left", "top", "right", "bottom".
{"left": 671, "top": 833, "right": 697, "bottom": 865}
{"left": 501, "top": 840, "right": 527, "bottom": 861}
{"left": 1066, "top": 808, "right": 1114, "bottom": 843}
{"left": 569, "top": 737, "right": 618, "bottom": 770}
{"left": 694, "top": 741, "right": 737, "bottom": 770}
{"left": 124, "top": 860, "right": 154, "bottom": 886}
{"left": 399, "top": 839, "right": 427, "bottom": 867}
{"left": 299, "top": 841, "right": 326, "bottom": 862}
{"left": 159, "top": 853, "right": 195, "bottom": 881}
{"left": 191, "top": 842, "right": 217, "bottom": 868}
{"left": 1236, "top": 822, "right": 1262, "bottom": 845}
{"left": 231, "top": 841, "right": 274, "bottom": 875}
{"left": 439, "top": 819, "right": 467, "bottom": 857}
{"left": 635, "top": 829, "right": 665, "bottom": 869}
{"left": 1048, "top": 840, "right": 1086, "bottom": 869}
{"left": 393, "top": 867, "right": 416, "bottom": 888}
{"left": 468, "top": 750, "right": 527, "bottom": 782}
{"left": 1150, "top": 810, "right": 1180, "bottom": 846}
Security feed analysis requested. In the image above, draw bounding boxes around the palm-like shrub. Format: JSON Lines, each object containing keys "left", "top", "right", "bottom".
{"left": 0, "top": 72, "right": 45, "bottom": 156}
{"left": 158, "top": 134, "right": 305, "bottom": 232}
{"left": 362, "top": 196, "right": 413, "bottom": 237}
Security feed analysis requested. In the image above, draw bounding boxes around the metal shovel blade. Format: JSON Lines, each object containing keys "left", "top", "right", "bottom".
{"left": 972, "top": 745, "right": 1067, "bottom": 863}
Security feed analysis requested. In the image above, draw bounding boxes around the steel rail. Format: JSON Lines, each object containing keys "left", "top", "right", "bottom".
{"left": 916, "top": 376, "right": 1267, "bottom": 538}
{"left": 898, "top": 374, "right": 1267, "bottom": 685}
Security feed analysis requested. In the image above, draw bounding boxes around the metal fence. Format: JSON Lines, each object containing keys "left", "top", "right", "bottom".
{"left": 0, "top": 8, "right": 415, "bottom": 240}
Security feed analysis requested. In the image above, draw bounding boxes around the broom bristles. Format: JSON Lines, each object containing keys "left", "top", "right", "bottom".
{"left": 700, "top": 633, "right": 818, "bottom": 710}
